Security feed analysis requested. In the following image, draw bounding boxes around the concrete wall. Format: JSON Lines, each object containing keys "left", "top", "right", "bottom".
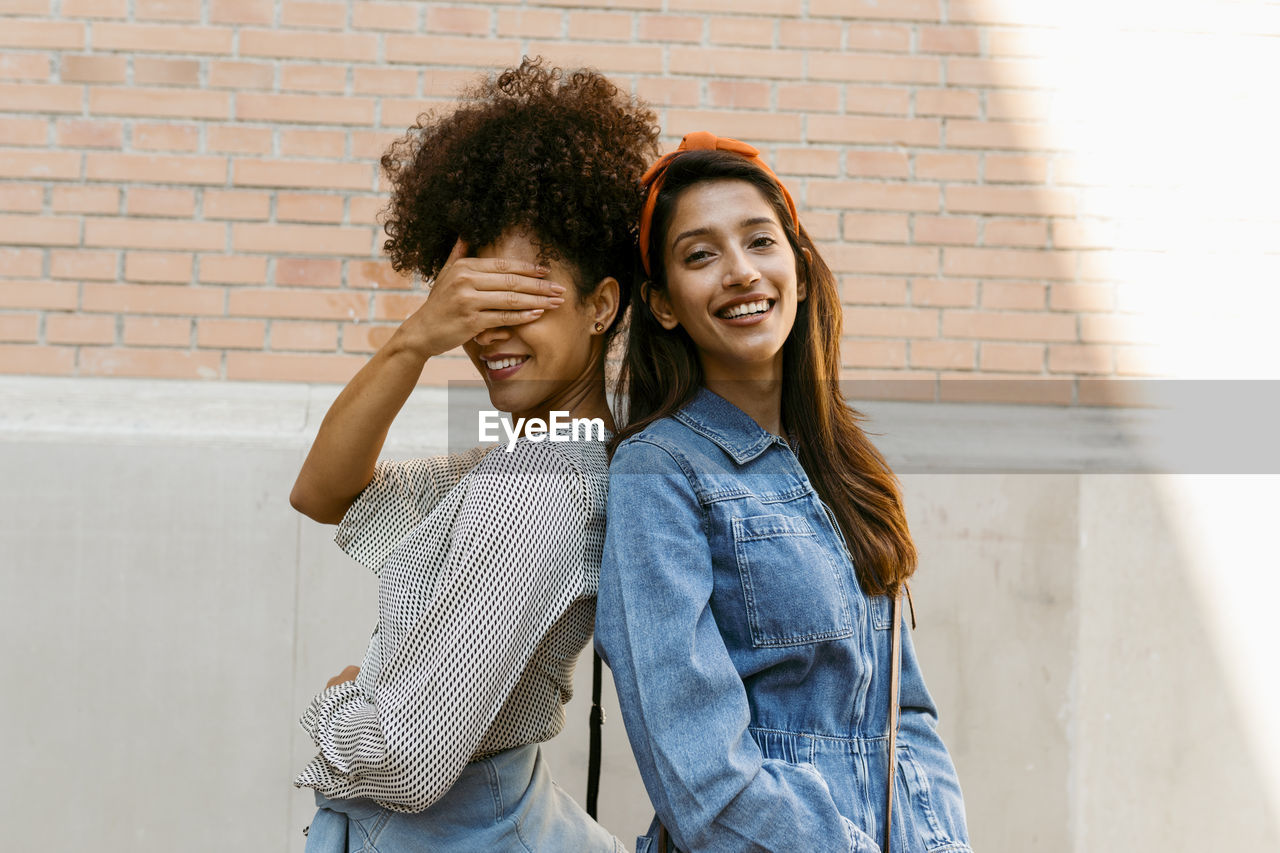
{"left": 1, "top": 376, "right": 1277, "bottom": 851}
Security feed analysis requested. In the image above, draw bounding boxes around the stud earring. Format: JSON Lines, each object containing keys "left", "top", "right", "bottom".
{"left": 593, "top": 322, "right": 604, "bottom": 333}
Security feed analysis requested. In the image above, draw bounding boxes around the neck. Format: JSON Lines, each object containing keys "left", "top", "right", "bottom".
{"left": 702, "top": 364, "right": 784, "bottom": 437}
{"left": 514, "top": 364, "right": 615, "bottom": 434}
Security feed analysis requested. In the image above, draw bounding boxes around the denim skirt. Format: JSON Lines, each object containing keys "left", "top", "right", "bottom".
{"left": 304, "top": 742, "right": 623, "bottom": 853}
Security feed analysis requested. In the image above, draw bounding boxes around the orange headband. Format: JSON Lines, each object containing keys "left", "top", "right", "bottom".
{"left": 637, "top": 131, "right": 800, "bottom": 277}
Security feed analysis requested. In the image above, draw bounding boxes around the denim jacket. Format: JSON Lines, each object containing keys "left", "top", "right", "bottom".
{"left": 595, "top": 388, "right": 971, "bottom": 853}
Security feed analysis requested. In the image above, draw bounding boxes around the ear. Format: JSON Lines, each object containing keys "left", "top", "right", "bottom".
{"left": 642, "top": 281, "right": 681, "bottom": 331}
{"left": 586, "top": 276, "right": 620, "bottom": 334}
{"left": 797, "top": 246, "right": 812, "bottom": 303}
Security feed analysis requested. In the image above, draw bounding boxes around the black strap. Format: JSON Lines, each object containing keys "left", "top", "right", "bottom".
{"left": 587, "top": 650, "right": 604, "bottom": 819}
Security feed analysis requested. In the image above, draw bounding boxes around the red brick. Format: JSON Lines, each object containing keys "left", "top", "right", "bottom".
{"left": 988, "top": 92, "right": 1053, "bottom": 121}
{"left": 986, "top": 155, "right": 1050, "bottom": 183}
{"left": 271, "top": 319, "right": 338, "bottom": 350}
{"left": 809, "top": 181, "right": 939, "bottom": 213}
{"left": 844, "top": 86, "right": 911, "bottom": 116}
{"left": 845, "top": 24, "right": 910, "bottom": 52}
{"left": 203, "top": 190, "right": 270, "bottom": 221}
{"left": 197, "top": 317, "right": 265, "bottom": 349}
{"left": 82, "top": 282, "right": 224, "bottom": 315}
{"left": 944, "top": 247, "right": 1075, "bottom": 280}
{"left": 811, "top": 0, "right": 940, "bottom": 19}
{"left": 842, "top": 214, "right": 909, "bottom": 244}
{"left": 0, "top": 312, "right": 39, "bottom": 343}
{"left": 94, "top": 23, "right": 233, "bottom": 54}
{"left": 233, "top": 159, "right": 373, "bottom": 191}
{"left": 64, "top": 0, "right": 123, "bottom": 10}
{"left": 569, "top": 11, "right": 633, "bottom": 41}
{"left": 946, "top": 186, "right": 1075, "bottom": 217}
{"left": 278, "top": 129, "right": 346, "bottom": 158}
{"left": 947, "top": 120, "right": 1054, "bottom": 151}
{"left": 913, "top": 278, "right": 976, "bottom": 307}
{"left": 134, "top": 58, "right": 200, "bottom": 86}
{"left": 133, "top": 123, "right": 200, "bottom": 152}
{"left": 942, "top": 310, "right": 1076, "bottom": 341}
{"left": 915, "top": 216, "right": 978, "bottom": 245}
{"left": 665, "top": 0, "right": 788, "bottom": 11}
{"left": 61, "top": 54, "right": 126, "bottom": 83}
{"left": 665, "top": 109, "right": 802, "bottom": 143}
{"left": 226, "top": 350, "right": 363, "bottom": 382}
{"left": 278, "top": 193, "right": 344, "bottom": 223}
{"left": 916, "top": 88, "right": 979, "bottom": 118}
{"left": 669, "top": 46, "right": 802, "bottom": 79}
{"left": 841, "top": 339, "right": 907, "bottom": 369}
{"left": 528, "top": 41, "right": 664, "bottom": 75}
{"left": 81, "top": 347, "right": 221, "bottom": 379}
{"left": 229, "top": 288, "right": 367, "bottom": 320}
{"left": 51, "top": 185, "right": 118, "bottom": 214}
{"left": 0, "top": 0, "right": 50, "bottom": 13}
{"left": 635, "top": 77, "right": 700, "bottom": 107}
{"left": 281, "top": 64, "right": 348, "bottom": 93}
{"left": 90, "top": 86, "right": 229, "bottom": 120}
{"left": 979, "top": 342, "right": 1044, "bottom": 373}
{"left": 910, "top": 340, "right": 975, "bottom": 370}
{"left": 232, "top": 223, "right": 373, "bottom": 256}
{"left": 241, "top": 29, "right": 377, "bottom": 62}
{"left": 0, "top": 20, "right": 84, "bottom": 49}
{"left": 709, "top": 17, "right": 774, "bottom": 47}
{"left": 846, "top": 151, "right": 909, "bottom": 178}
{"left": 1049, "top": 284, "right": 1113, "bottom": 312}
{"left": 199, "top": 254, "right": 267, "bottom": 285}
{"left": 50, "top": 250, "right": 117, "bottom": 281}
{"left": 123, "top": 316, "right": 192, "bottom": 346}
{"left": 210, "top": 0, "right": 274, "bottom": 25}
{"left": 843, "top": 306, "right": 938, "bottom": 338}
{"left": 915, "top": 153, "right": 978, "bottom": 181}
{"left": 0, "top": 343, "right": 75, "bottom": 376}
{"left": 1, "top": 213, "right": 78, "bottom": 246}
{"left": 0, "top": 250, "right": 44, "bottom": 278}
{"left": 1049, "top": 344, "right": 1112, "bottom": 374}
{"left": 0, "top": 184, "right": 43, "bottom": 212}
{"left": 282, "top": 0, "right": 347, "bottom": 29}
{"left": 0, "top": 150, "right": 80, "bottom": 180}
{"left": 776, "top": 83, "right": 840, "bottom": 113}
{"left": 0, "top": 53, "right": 50, "bottom": 81}
{"left": 776, "top": 147, "right": 840, "bottom": 176}
{"left": 341, "top": 321, "right": 396, "bottom": 353}
{"left": 637, "top": 14, "right": 699, "bottom": 43}
{"left": 209, "top": 61, "right": 274, "bottom": 90}
{"left": 136, "top": 0, "right": 201, "bottom": 21}
{"left": 372, "top": 292, "right": 423, "bottom": 322}
{"left": 353, "top": 1, "right": 421, "bottom": 31}
{"left": 348, "top": 260, "right": 411, "bottom": 290}
{"left": 125, "top": 251, "right": 193, "bottom": 283}
{"left": 84, "top": 218, "right": 225, "bottom": 252}
{"left": 425, "top": 5, "right": 491, "bottom": 35}
{"left": 385, "top": 34, "right": 519, "bottom": 67}
{"left": 919, "top": 26, "right": 981, "bottom": 54}
{"left": 947, "top": 58, "right": 1052, "bottom": 89}
{"left": 810, "top": 54, "right": 939, "bottom": 84}
{"left": 839, "top": 276, "right": 908, "bottom": 306}
{"left": 47, "top": 314, "right": 116, "bottom": 345}
{"left": 809, "top": 115, "right": 939, "bottom": 146}
{"left": 278, "top": 257, "right": 341, "bottom": 287}
{"left": 708, "top": 81, "right": 771, "bottom": 109}
{"left": 982, "top": 281, "right": 1046, "bottom": 310}
{"left": 985, "top": 220, "right": 1047, "bottom": 247}
{"left": 87, "top": 153, "right": 226, "bottom": 185}
{"left": 207, "top": 126, "right": 272, "bottom": 154}
{"left": 0, "top": 83, "right": 82, "bottom": 113}
{"left": 354, "top": 67, "right": 418, "bottom": 96}
{"left": 237, "top": 93, "right": 374, "bottom": 125}
{"left": 779, "top": 19, "right": 839, "bottom": 49}
{"left": 0, "top": 280, "right": 78, "bottom": 310}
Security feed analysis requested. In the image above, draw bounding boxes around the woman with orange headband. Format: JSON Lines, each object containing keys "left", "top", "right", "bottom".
{"left": 595, "top": 133, "right": 972, "bottom": 852}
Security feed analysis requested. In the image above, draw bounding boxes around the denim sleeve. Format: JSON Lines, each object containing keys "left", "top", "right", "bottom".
{"left": 596, "top": 439, "right": 875, "bottom": 853}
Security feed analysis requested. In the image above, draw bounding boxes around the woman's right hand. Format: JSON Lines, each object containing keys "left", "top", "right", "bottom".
{"left": 399, "top": 238, "right": 566, "bottom": 359}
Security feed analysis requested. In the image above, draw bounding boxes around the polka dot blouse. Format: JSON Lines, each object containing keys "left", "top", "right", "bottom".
{"left": 294, "top": 434, "right": 609, "bottom": 812}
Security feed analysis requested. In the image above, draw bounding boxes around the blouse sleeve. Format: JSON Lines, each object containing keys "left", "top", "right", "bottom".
{"left": 594, "top": 438, "right": 878, "bottom": 853}
{"left": 334, "top": 444, "right": 491, "bottom": 576}
{"left": 296, "top": 441, "right": 588, "bottom": 811}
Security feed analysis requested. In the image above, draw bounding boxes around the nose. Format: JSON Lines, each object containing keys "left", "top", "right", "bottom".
{"left": 472, "top": 325, "right": 512, "bottom": 348}
{"left": 722, "top": 246, "right": 761, "bottom": 288}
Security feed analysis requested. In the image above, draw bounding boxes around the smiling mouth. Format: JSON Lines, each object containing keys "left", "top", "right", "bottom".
{"left": 483, "top": 356, "right": 529, "bottom": 370}
{"left": 716, "top": 298, "right": 774, "bottom": 320}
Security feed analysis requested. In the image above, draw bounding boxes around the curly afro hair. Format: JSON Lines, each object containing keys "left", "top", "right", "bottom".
{"left": 379, "top": 57, "right": 659, "bottom": 344}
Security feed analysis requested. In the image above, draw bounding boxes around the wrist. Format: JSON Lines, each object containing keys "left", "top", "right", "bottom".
{"left": 386, "top": 325, "right": 435, "bottom": 364}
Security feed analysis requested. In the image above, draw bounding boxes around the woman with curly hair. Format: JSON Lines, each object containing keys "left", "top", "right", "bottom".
{"left": 289, "top": 58, "right": 657, "bottom": 852}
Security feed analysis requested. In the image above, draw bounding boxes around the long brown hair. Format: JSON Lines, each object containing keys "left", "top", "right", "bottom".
{"left": 614, "top": 149, "right": 916, "bottom": 596}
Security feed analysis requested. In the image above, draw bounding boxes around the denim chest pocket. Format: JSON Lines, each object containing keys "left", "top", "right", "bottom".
{"left": 732, "top": 513, "right": 854, "bottom": 647}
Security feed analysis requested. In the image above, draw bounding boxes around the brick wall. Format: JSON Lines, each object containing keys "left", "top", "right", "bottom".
{"left": 2, "top": 0, "right": 1272, "bottom": 398}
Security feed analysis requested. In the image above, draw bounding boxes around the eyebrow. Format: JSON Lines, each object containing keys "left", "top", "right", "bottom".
{"left": 671, "top": 216, "right": 779, "bottom": 248}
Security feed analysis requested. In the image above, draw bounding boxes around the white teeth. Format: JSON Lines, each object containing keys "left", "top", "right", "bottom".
{"left": 721, "top": 299, "right": 771, "bottom": 319}
{"left": 484, "top": 356, "right": 528, "bottom": 370}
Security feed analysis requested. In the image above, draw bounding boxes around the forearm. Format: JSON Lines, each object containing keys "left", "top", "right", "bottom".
{"left": 290, "top": 329, "right": 429, "bottom": 523}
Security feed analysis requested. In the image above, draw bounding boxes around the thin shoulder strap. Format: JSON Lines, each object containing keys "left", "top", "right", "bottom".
{"left": 884, "top": 591, "right": 903, "bottom": 852}
{"left": 587, "top": 650, "right": 604, "bottom": 820}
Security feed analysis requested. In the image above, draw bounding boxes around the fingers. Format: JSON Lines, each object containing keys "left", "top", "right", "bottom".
{"left": 444, "top": 236, "right": 468, "bottom": 268}
{"left": 469, "top": 288, "right": 563, "bottom": 313}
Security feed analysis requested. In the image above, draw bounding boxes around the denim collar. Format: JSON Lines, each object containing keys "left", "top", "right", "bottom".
{"left": 673, "top": 387, "right": 790, "bottom": 465}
